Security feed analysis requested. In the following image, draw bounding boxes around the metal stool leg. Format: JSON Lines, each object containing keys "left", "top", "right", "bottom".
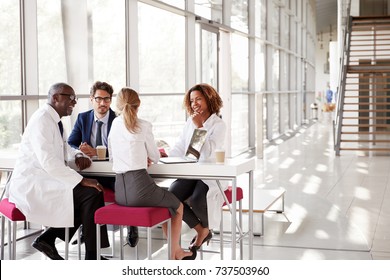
{"left": 0, "top": 216, "right": 4, "bottom": 259}
{"left": 64, "top": 227, "right": 69, "bottom": 260}
{"left": 120, "top": 226, "right": 124, "bottom": 260}
{"left": 147, "top": 227, "right": 152, "bottom": 259}
{"left": 8, "top": 220, "right": 12, "bottom": 259}
{"left": 96, "top": 224, "right": 101, "bottom": 260}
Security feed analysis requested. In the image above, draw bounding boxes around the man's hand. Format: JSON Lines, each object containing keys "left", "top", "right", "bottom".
{"left": 80, "top": 178, "right": 104, "bottom": 192}
{"left": 75, "top": 155, "right": 92, "bottom": 170}
{"left": 79, "top": 142, "right": 97, "bottom": 157}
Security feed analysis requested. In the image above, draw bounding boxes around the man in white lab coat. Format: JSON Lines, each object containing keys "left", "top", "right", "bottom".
{"left": 8, "top": 82, "right": 109, "bottom": 260}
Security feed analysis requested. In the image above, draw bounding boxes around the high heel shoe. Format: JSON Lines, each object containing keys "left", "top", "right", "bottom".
{"left": 189, "top": 230, "right": 213, "bottom": 251}
{"left": 179, "top": 248, "right": 197, "bottom": 260}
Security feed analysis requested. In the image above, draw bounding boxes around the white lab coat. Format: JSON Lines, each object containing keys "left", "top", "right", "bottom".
{"left": 8, "top": 104, "right": 83, "bottom": 227}
{"left": 169, "top": 114, "right": 227, "bottom": 229}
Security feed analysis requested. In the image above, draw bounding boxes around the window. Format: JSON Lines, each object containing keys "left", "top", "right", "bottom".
{"left": 37, "top": 0, "right": 66, "bottom": 95}
{"left": 231, "top": 0, "right": 248, "bottom": 33}
{"left": 0, "top": 1, "right": 22, "bottom": 154}
{"left": 195, "top": 0, "right": 222, "bottom": 23}
{"left": 138, "top": 3, "right": 186, "bottom": 146}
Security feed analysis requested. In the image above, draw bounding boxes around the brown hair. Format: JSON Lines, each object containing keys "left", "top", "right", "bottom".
{"left": 183, "top": 83, "right": 223, "bottom": 115}
{"left": 116, "top": 87, "right": 140, "bottom": 133}
{"left": 90, "top": 81, "right": 114, "bottom": 97}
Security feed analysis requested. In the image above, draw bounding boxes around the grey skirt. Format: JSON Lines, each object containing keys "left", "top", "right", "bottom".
{"left": 115, "top": 169, "right": 180, "bottom": 216}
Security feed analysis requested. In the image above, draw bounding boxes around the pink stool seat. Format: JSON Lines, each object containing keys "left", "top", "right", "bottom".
{"left": 0, "top": 198, "right": 74, "bottom": 260}
{"left": 95, "top": 204, "right": 172, "bottom": 260}
{"left": 0, "top": 198, "right": 26, "bottom": 260}
{"left": 223, "top": 186, "right": 244, "bottom": 206}
{"left": 95, "top": 204, "right": 171, "bottom": 227}
{"left": 103, "top": 188, "right": 115, "bottom": 203}
{"left": 0, "top": 198, "right": 26, "bottom": 221}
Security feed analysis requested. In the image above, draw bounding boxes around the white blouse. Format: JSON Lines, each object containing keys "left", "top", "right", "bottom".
{"left": 169, "top": 113, "right": 227, "bottom": 229}
{"left": 108, "top": 116, "right": 160, "bottom": 173}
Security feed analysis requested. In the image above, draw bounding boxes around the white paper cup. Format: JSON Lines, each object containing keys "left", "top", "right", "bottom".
{"left": 96, "top": 145, "right": 107, "bottom": 160}
{"left": 215, "top": 149, "right": 225, "bottom": 164}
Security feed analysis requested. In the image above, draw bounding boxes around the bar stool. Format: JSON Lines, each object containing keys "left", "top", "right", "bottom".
{"left": 73, "top": 187, "right": 116, "bottom": 259}
{"left": 0, "top": 198, "right": 73, "bottom": 260}
{"left": 197, "top": 186, "right": 244, "bottom": 260}
{"left": 0, "top": 198, "right": 26, "bottom": 260}
{"left": 95, "top": 204, "right": 171, "bottom": 260}
{"left": 220, "top": 186, "right": 244, "bottom": 260}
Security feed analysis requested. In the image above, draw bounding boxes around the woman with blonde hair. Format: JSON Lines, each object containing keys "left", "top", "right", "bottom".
{"left": 108, "top": 87, "right": 196, "bottom": 260}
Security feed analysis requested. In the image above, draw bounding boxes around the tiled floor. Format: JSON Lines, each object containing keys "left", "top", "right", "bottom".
{"left": 2, "top": 113, "right": 390, "bottom": 260}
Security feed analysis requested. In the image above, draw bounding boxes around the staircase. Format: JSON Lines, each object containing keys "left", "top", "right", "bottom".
{"left": 334, "top": 16, "right": 390, "bottom": 155}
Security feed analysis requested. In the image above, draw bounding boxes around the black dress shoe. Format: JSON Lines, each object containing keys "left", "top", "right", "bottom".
{"left": 71, "top": 233, "right": 85, "bottom": 245}
{"left": 72, "top": 225, "right": 85, "bottom": 245}
{"left": 180, "top": 247, "right": 197, "bottom": 260}
{"left": 126, "top": 226, "right": 139, "bottom": 247}
{"left": 189, "top": 230, "right": 213, "bottom": 251}
{"left": 32, "top": 238, "right": 64, "bottom": 260}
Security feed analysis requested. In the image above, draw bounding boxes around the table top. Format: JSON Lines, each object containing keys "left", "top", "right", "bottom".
{"left": 1, "top": 156, "right": 256, "bottom": 179}
{"left": 72, "top": 157, "right": 256, "bottom": 180}
{"left": 0, "top": 156, "right": 16, "bottom": 171}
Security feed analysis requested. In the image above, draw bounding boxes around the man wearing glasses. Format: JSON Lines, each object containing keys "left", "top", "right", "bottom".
{"left": 8, "top": 83, "right": 109, "bottom": 260}
{"left": 68, "top": 81, "right": 139, "bottom": 247}
{"left": 68, "top": 81, "right": 116, "bottom": 159}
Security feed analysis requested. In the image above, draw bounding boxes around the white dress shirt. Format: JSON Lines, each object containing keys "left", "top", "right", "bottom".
{"left": 108, "top": 116, "right": 160, "bottom": 173}
{"left": 8, "top": 104, "right": 83, "bottom": 227}
{"left": 92, "top": 112, "right": 110, "bottom": 147}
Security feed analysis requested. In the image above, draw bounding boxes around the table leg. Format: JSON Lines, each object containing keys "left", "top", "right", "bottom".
{"left": 249, "top": 170, "right": 254, "bottom": 259}
{"left": 231, "top": 178, "right": 237, "bottom": 260}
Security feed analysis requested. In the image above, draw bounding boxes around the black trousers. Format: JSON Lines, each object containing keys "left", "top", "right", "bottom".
{"left": 85, "top": 175, "right": 115, "bottom": 191}
{"left": 39, "top": 184, "right": 109, "bottom": 259}
{"left": 169, "top": 179, "right": 209, "bottom": 228}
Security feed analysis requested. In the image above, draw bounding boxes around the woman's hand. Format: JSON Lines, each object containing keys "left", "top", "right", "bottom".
{"left": 191, "top": 110, "right": 204, "bottom": 128}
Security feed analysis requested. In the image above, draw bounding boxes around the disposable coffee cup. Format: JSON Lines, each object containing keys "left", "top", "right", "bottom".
{"left": 215, "top": 149, "right": 225, "bottom": 164}
{"left": 96, "top": 145, "right": 107, "bottom": 160}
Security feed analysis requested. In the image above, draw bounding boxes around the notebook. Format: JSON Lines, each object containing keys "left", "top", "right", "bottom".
{"left": 159, "top": 128, "right": 208, "bottom": 164}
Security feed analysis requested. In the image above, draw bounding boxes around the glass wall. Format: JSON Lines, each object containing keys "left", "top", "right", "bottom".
{"left": 37, "top": 0, "right": 66, "bottom": 95}
{"left": 0, "top": 1, "right": 22, "bottom": 155}
{"left": 195, "top": 0, "right": 222, "bottom": 23}
{"left": 231, "top": 33, "right": 249, "bottom": 155}
{"left": 138, "top": 3, "right": 186, "bottom": 146}
{"left": 0, "top": 0, "right": 317, "bottom": 159}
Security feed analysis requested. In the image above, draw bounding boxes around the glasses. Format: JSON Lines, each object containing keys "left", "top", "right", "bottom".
{"left": 94, "top": 96, "right": 111, "bottom": 103}
{"left": 59, "top": 93, "right": 78, "bottom": 101}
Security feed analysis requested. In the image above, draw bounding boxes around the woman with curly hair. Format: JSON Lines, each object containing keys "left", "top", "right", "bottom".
{"left": 168, "top": 83, "right": 227, "bottom": 252}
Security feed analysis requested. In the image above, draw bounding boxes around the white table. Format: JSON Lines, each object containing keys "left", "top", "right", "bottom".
{"left": 1, "top": 156, "right": 256, "bottom": 260}
{"left": 72, "top": 158, "right": 256, "bottom": 260}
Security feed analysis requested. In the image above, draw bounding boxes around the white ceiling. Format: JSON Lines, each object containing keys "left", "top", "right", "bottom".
{"left": 315, "top": 0, "right": 338, "bottom": 34}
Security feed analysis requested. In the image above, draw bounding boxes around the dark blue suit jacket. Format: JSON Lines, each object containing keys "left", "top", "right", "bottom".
{"left": 68, "top": 108, "right": 117, "bottom": 149}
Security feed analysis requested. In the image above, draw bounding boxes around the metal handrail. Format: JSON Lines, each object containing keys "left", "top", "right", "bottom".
{"left": 334, "top": 0, "right": 353, "bottom": 156}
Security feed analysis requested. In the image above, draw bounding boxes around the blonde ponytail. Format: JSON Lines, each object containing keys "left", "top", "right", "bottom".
{"left": 116, "top": 88, "right": 141, "bottom": 133}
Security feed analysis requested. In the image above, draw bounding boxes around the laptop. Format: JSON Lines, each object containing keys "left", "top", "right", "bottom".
{"left": 159, "top": 128, "right": 207, "bottom": 164}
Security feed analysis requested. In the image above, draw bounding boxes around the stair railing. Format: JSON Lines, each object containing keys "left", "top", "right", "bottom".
{"left": 334, "top": 1, "right": 353, "bottom": 156}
